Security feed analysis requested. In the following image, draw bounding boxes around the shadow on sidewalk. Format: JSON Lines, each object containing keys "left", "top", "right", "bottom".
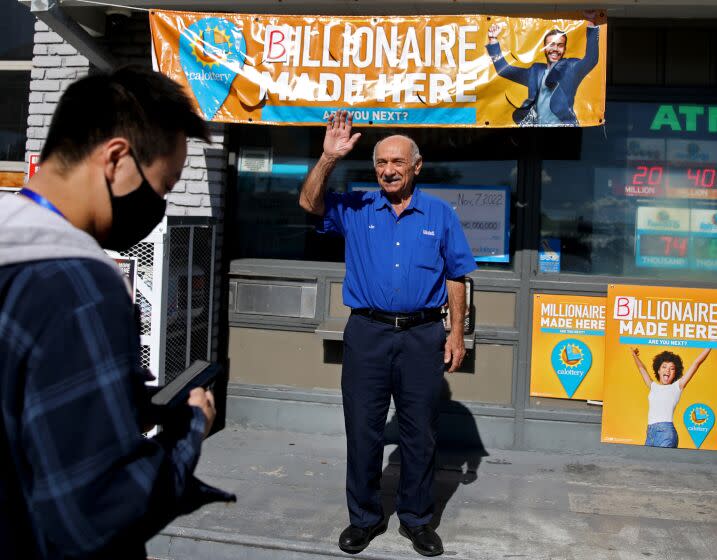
{"left": 380, "top": 378, "right": 488, "bottom": 529}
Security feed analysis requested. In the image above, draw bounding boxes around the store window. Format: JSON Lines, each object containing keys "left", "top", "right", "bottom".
{"left": 231, "top": 125, "right": 520, "bottom": 267}
{"left": 541, "top": 100, "right": 717, "bottom": 281}
{"left": 608, "top": 23, "right": 717, "bottom": 87}
{"left": 0, "top": 0, "right": 34, "bottom": 185}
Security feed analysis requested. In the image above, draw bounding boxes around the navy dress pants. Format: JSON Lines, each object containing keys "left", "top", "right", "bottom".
{"left": 341, "top": 313, "right": 446, "bottom": 528}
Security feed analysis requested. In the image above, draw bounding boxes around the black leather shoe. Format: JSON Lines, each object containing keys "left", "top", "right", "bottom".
{"left": 399, "top": 524, "right": 444, "bottom": 557}
{"left": 338, "top": 519, "right": 388, "bottom": 553}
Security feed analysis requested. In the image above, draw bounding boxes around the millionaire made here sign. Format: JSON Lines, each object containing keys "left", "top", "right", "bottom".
{"left": 150, "top": 10, "right": 607, "bottom": 128}
{"left": 602, "top": 285, "right": 717, "bottom": 451}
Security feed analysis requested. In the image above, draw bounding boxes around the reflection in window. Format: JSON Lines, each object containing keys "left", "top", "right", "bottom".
{"left": 0, "top": 0, "right": 34, "bottom": 61}
{"left": 231, "top": 125, "right": 518, "bottom": 265}
{"left": 541, "top": 101, "right": 717, "bottom": 281}
{"left": 0, "top": 71, "right": 31, "bottom": 161}
{"left": 0, "top": 0, "right": 34, "bottom": 172}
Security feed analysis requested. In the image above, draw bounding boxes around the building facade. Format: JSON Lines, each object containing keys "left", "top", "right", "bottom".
{"left": 17, "top": 1, "right": 717, "bottom": 461}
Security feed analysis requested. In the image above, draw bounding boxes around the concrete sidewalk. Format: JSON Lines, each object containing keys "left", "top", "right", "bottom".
{"left": 149, "top": 425, "right": 717, "bottom": 560}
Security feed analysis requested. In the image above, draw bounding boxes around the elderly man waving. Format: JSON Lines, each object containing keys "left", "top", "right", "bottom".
{"left": 300, "top": 111, "right": 476, "bottom": 557}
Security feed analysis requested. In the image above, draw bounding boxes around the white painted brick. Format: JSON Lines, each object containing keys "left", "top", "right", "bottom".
{"left": 167, "top": 193, "right": 202, "bottom": 207}
{"left": 46, "top": 68, "right": 80, "bottom": 80}
{"left": 30, "top": 80, "right": 61, "bottom": 92}
{"left": 43, "top": 116, "right": 55, "bottom": 126}
{"left": 26, "top": 139, "right": 44, "bottom": 151}
{"left": 171, "top": 182, "right": 186, "bottom": 193}
{"left": 165, "top": 205, "right": 187, "bottom": 216}
{"left": 29, "top": 92, "right": 44, "bottom": 103}
{"left": 35, "top": 21, "right": 49, "bottom": 32}
{"left": 33, "top": 44, "right": 48, "bottom": 55}
{"left": 48, "top": 44, "right": 79, "bottom": 56}
{"left": 27, "top": 115, "right": 44, "bottom": 127}
{"left": 31, "top": 68, "right": 45, "bottom": 80}
{"left": 188, "top": 182, "right": 208, "bottom": 194}
{"left": 63, "top": 55, "right": 89, "bottom": 67}
{"left": 28, "top": 103, "right": 57, "bottom": 115}
{"left": 33, "top": 56, "right": 62, "bottom": 68}
{"left": 27, "top": 127, "right": 49, "bottom": 139}
{"left": 190, "top": 141, "right": 213, "bottom": 152}
{"left": 43, "top": 92, "right": 63, "bottom": 103}
{"left": 181, "top": 168, "right": 204, "bottom": 181}
{"left": 188, "top": 156, "right": 206, "bottom": 168}
{"left": 35, "top": 31, "right": 63, "bottom": 44}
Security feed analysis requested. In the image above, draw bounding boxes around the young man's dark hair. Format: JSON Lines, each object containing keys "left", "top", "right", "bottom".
{"left": 652, "top": 351, "right": 685, "bottom": 381}
{"left": 41, "top": 65, "right": 209, "bottom": 167}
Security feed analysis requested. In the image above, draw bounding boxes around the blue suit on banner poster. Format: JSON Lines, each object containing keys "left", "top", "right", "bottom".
{"left": 486, "top": 26, "right": 599, "bottom": 126}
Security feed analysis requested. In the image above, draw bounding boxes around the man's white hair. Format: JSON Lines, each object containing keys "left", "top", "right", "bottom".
{"left": 372, "top": 135, "right": 421, "bottom": 166}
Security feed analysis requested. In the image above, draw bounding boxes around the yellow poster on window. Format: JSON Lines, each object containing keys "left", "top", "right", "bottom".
{"left": 530, "top": 294, "right": 605, "bottom": 401}
{"left": 602, "top": 284, "right": 717, "bottom": 450}
{"left": 149, "top": 10, "right": 607, "bottom": 128}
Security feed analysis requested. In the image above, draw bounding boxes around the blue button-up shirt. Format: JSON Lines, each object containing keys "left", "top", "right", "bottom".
{"left": 321, "top": 187, "right": 476, "bottom": 312}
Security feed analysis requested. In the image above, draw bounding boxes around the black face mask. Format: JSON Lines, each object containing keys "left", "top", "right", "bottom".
{"left": 102, "top": 151, "right": 167, "bottom": 251}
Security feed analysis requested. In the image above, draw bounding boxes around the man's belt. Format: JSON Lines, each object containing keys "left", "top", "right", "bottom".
{"left": 351, "top": 308, "right": 444, "bottom": 329}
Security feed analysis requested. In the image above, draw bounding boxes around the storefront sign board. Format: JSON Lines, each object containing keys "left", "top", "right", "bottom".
{"left": 530, "top": 294, "right": 605, "bottom": 400}
{"left": 150, "top": 10, "right": 607, "bottom": 128}
{"left": 602, "top": 284, "right": 717, "bottom": 450}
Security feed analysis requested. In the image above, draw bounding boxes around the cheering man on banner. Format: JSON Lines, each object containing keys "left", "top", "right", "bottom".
{"left": 486, "top": 12, "right": 599, "bottom": 126}
{"left": 300, "top": 111, "right": 476, "bottom": 557}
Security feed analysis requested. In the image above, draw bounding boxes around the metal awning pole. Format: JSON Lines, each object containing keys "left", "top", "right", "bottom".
{"left": 29, "top": 0, "right": 116, "bottom": 71}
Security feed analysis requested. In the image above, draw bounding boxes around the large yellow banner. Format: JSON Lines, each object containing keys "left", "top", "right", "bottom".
{"left": 602, "top": 285, "right": 717, "bottom": 450}
{"left": 149, "top": 10, "right": 607, "bottom": 128}
{"left": 530, "top": 294, "right": 605, "bottom": 401}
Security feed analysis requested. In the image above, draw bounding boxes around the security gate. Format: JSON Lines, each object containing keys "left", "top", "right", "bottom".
{"left": 112, "top": 217, "right": 219, "bottom": 385}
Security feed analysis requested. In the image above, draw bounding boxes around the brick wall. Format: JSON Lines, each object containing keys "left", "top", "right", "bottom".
{"left": 26, "top": 11, "right": 230, "bottom": 369}
{"left": 25, "top": 21, "right": 89, "bottom": 158}
{"left": 26, "top": 13, "right": 228, "bottom": 219}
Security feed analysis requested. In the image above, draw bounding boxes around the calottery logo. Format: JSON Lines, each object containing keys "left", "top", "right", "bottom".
{"left": 179, "top": 17, "right": 247, "bottom": 119}
{"left": 647, "top": 210, "right": 680, "bottom": 229}
{"left": 550, "top": 339, "right": 592, "bottom": 398}
{"left": 683, "top": 404, "right": 715, "bottom": 449}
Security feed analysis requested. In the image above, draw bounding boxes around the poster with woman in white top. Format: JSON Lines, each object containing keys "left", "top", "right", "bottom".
{"left": 602, "top": 285, "right": 717, "bottom": 450}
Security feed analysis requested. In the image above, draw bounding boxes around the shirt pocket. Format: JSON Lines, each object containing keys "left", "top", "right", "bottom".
{"left": 413, "top": 235, "right": 441, "bottom": 271}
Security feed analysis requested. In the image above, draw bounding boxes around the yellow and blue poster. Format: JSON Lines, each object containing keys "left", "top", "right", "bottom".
{"left": 149, "top": 10, "right": 607, "bottom": 128}
{"left": 602, "top": 284, "right": 717, "bottom": 450}
{"left": 530, "top": 294, "right": 606, "bottom": 400}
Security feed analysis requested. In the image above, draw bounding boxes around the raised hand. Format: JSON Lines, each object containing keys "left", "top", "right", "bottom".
{"left": 583, "top": 10, "right": 597, "bottom": 27}
{"left": 487, "top": 23, "right": 502, "bottom": 44}
{"left": 323, "top": 110, "right": 362, "bottom": 161}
